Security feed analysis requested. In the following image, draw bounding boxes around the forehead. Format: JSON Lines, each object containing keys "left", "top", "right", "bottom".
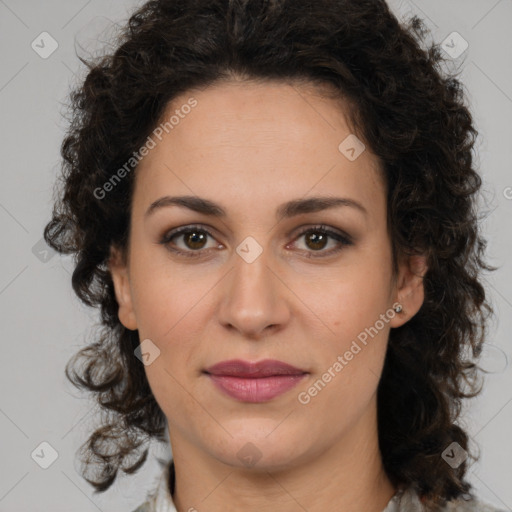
{"left": 132, "top": 80, "right": 385, "bottom": 223}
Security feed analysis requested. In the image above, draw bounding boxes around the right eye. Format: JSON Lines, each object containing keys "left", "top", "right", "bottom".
{"left": 159, "top": 225, "right": 222, "bottom": 258}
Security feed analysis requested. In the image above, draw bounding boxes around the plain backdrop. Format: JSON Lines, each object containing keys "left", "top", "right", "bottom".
{"left": 0, "top": 0, "right": 511, "bottom": 510}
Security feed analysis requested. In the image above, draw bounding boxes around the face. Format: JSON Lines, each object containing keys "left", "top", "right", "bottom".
{"left": 109, "top": 79, "right": 426, "bottom": 472}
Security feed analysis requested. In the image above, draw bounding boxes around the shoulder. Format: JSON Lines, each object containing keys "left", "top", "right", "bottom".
{"left": 443, "top": 496, "right": 507, "bottom": 512}
{"left": 130, "top": 503, "right": 151, "bottom": 512}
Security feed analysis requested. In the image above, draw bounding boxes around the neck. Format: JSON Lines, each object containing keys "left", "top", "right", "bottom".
{"left": 168, "top": 402, "right": 396, "bottom": 512}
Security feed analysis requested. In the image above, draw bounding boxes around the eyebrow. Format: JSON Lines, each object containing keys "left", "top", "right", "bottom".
{"left": 144, "top": 195, "right": 367, "bottom": 221}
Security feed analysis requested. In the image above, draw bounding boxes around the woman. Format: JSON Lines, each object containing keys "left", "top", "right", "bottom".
{"left": 43, "top": 0, "right": 506, "bottom": 510}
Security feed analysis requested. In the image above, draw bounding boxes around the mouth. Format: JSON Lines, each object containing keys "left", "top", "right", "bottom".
{"left": 203, "top": 359, "right": 309, "bottom": 403}
{"left": 203, "top": 358, "right": 308, "bottom": 377}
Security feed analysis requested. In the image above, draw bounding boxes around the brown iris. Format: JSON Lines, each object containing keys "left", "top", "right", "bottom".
{"left": 305, "top": 231, "right": 328, "bottom": 251}
{"left": 184, "top": 230, "right": 207, "bottom": 250}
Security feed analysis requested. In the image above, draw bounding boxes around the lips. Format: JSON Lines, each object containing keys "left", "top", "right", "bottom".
{"left": 204, "top": 359, "right": 307, "bottom": 377}
{"left": 203, "top": 359, "right": 308, "bottom": 402}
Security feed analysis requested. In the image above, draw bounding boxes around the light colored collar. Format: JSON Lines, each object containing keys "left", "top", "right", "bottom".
{"left": 382, "top": 486, "right": 424, "bottom": 511}
{"left": 139, "top": 459, "right": 177, "bottom": 512}
{"left": 153, "top": 464, "right": 178, "bottom": 512}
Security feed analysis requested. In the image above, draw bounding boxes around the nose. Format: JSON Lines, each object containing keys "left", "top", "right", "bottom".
{"left": 216, "top": 243, "right": 290, "bottom": 339}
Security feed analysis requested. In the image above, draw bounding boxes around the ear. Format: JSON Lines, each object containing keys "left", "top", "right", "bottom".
{"left": 108, "top": 246, "right": 138, "bottom": 331}
{"left": 389, "top": 253, "right": 428, "bottom": 328}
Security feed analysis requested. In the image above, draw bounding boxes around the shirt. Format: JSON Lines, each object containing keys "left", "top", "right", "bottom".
{"left": 131, "top": 459, "right": 507, "bottom": 512}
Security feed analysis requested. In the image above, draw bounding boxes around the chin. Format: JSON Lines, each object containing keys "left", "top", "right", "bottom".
{"left": 207, "top": 429, "right": 307, "bottom": 473}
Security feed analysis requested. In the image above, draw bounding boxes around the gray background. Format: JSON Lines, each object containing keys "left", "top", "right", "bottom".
{"left": 0, "top": 0, "right": 511, "bottom": 510}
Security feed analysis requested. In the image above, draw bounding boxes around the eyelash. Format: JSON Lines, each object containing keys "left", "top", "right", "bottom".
{"left": 159, "top": 224, "right": 353, "bottom": 259}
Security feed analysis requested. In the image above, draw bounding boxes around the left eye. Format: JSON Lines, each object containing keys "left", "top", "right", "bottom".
{"left": 288, "top": 226, "right": 354, "bottom": 258}
{"left": 159, "top": 224, "right": 353, "bottom": 258}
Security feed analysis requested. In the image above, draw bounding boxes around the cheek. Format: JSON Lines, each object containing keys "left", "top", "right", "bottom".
{"left": 129, "top": 245, "right": 214, "bottom": 339}
{"left": 300, "top": 276, "right": 392, "bottom": 425}
{"left": 128, "top": 254, "right": 221, "bottom": 398}
{"left": 313, "top": 250, "right": 393, "bottom": 341}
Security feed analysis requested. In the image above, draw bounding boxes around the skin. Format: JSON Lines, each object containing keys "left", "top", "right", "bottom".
{"left": 109, "top": 79, "right": 428, "bottom": 512}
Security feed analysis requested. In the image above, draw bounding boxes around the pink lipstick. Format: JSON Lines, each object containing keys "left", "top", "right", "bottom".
{"left": 203, "top": 359, "right": 308, "bottom": 403}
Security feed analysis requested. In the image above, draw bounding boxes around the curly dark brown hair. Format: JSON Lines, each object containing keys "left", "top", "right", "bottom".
{"left": 43, "top": 0, "right": 496, "bottom": 509}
